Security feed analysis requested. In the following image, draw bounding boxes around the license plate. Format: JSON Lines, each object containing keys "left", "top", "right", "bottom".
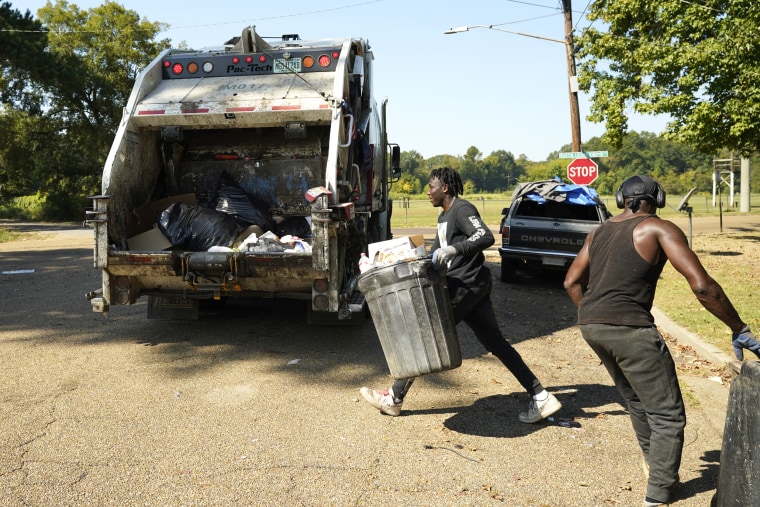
{"left": 274, "top": 58, "right": 302, "bottom": 73}
{"left": 541, "top": 256, "right": 567, "bottom": 267}
{"left": 153, "top": 297, "right": 196, "bottom": 308}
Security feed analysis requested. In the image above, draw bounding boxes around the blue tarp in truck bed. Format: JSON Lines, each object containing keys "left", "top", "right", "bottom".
{"left": 512, "top": 177, "right": 602, "bottom": 206}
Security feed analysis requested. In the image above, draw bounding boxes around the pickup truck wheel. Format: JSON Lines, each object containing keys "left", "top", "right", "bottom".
{"left": 500, "top": 258, "right": 518, "bottom": 282}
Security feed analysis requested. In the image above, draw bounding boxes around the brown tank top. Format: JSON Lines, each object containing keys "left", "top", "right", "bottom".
{"left": 578, "top": 215, "right": 667, "bottom": 327}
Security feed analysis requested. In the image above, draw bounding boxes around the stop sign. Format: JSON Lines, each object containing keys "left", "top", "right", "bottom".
{"left": 567, "top": 157, "right": 599, "bottom": 185}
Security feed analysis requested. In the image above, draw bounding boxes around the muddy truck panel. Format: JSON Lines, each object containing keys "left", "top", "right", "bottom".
{"left": 86, "top": 27, "right": 400, "bottom": 321}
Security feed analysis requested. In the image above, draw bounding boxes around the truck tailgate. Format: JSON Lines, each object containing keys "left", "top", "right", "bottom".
{"left": 132, "top": 74, "right": 335, "bottom": 128}
{"left": 507, "top": 219, "right": 591, "bottom": 253}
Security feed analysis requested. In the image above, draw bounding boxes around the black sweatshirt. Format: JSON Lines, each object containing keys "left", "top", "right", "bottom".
{"left": 431, "top": 198, "right": 494, "bottom": 283}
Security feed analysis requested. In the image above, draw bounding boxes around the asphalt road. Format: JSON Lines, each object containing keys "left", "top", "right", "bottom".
{"left": 0, "top": 218, "right": 755, "bottom": 506}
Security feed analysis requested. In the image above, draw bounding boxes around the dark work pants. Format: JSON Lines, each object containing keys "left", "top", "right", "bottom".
{"left": 580, "top": 323, "right": 685, "bottom": 503}
{"left": 391, "top": 266, "right": 543, "bottom": 400}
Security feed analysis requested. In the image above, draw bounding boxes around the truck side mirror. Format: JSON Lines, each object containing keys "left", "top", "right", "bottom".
{"left": 390, "top": 145, "right": 401, "bottom": 179}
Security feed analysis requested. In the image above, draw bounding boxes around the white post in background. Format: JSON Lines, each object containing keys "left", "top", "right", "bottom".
{"left": 712, "top": 169, "right": 719, "bottom": 206}
{"left": 740, "top": 158, "right": 751, "bottom": 212}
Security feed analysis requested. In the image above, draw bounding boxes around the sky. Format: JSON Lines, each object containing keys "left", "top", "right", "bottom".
{"left": 14, "top": 0, "right": 669, "bottom": 161}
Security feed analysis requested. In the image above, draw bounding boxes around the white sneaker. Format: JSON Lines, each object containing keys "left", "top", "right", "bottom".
{"left": 519, "top": 393, "right": 562, "bottom": 423}
{"left": 359, "top": 387, "right": 402, "bottom": 416}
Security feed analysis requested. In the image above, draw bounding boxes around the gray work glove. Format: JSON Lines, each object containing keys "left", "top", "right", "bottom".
{"left": 432, "top": 245, "right": 457, "bottom": 269}
{"left": 732, "top": 325, "right": 760, "bottom": 360}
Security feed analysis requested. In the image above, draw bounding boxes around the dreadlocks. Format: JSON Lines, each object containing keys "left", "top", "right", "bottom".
{"left": 430, "top": 167, "right": 463, "bottom": 197}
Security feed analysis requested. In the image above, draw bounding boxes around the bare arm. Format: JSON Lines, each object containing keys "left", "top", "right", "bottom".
{"left": 653, "top": 220, "right": 746, "bottom": 333}
{"left": 564, "top": 230, "right": 593, "bottom": 307}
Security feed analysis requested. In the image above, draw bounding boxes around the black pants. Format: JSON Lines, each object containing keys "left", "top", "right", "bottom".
{"left": 580, "top": 323, "right": 685, "bottom": 503}
{"left": 391, "top": 266, "right": 543, "bottom": 400}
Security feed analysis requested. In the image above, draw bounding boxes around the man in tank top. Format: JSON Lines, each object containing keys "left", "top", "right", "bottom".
{"left": 564, "top": 175, "right": 759, "bottom": 506}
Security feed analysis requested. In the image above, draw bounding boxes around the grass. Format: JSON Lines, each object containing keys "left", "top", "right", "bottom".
{"left": 0, "top": 226, "right": 23, "bottom": 243}
{"left": 391, "top": 193, "right": 760, "bottom": 228}
{"left": 679, "top": 380, "right": 701, "bottom": 408}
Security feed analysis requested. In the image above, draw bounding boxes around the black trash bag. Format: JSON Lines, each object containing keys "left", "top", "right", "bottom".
{"left": 158, "top": 202, "right": 244, "bottom": 251}
{"left": 358, "top": 134, "right": 373, "bottom": 173}
{"left": 274, "top": 216, "right": 311, "bottom": 238}
{"left": 214, "top": 172, "right": 274, "bottom": 231}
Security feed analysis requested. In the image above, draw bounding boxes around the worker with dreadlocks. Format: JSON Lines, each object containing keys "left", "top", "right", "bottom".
{"left": 564, "top": 174, "right": 759, "bottom": 507}
{"left": 360, "top": 167, "right": 562, "bottom": 423}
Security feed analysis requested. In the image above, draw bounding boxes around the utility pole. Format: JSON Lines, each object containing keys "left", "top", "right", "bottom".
{"left": 562, "top": 0, "right": 582, "bottom": 152}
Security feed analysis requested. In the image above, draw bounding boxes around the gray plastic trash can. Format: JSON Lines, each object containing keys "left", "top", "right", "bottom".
{"left": 357, "top": 258, "right": 461, "bottom": 379}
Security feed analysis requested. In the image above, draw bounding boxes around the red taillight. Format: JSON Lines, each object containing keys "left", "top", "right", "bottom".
{"left": 232, "top": 56, "right": 240, "bottom": 64}
{"left": 163, "top": 60, "right": 170, "bottom": 68}
{"left": 318, "top": 54, "right": 331, "bottom": 67}
{"left": 313, "top": 279, "right": 329, "bottom": 294}
{"left": 331, "top": 50, "right": 340, "bottom": 59}
{"left": 172, "top": 63, "right": 183, "bottom": 75}
{"left": 259, "top": 55, "right": 267, "bottom": 63}
{"left": 313, "top": 294, "right": 329, "bottom": 311}
{"left": 245, "top": 55, "right": 253, "bottom": 63}
{"left": 501, "top": 225, "right": 511, "bottom": 245}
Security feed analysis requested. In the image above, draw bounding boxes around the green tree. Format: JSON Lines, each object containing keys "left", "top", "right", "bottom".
{"left": 459, "top": 146, "right": 483, "bottom": 191}
{"left": 400, "top": 150, "right": 423, "bottom": 174}
{"left": 577, "top": 1, "right": 760, "bottom": 156}
{"left": 423, "top": 154, "right": 460, "bottom": 173}
{"left": 523, "top": 160, "right": 567, "bottom": 183}
{"left": 0, "top": 2, "right": 48, "bottom": 110}
{"left": 400, "top": 150, "right": 428, "bottom": 193}
{"left": 394, "top": 172, "right": 421, "bottom": 195}
{"left": 0, "top": 1, "right": 169, "bottom": 218}
{"left": 482, "top": 149, "right": 518, "bottom": 192}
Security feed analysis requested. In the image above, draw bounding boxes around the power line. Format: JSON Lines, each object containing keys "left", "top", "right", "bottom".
{"left": 574, "top": 0, "right": 593, "bottom": 31}
{"left": 503, "top": 0, "right": 562, "bottom": 11}
{"left": 487, "top": 13, "right": 564, "bottom": 28}
{"left": 168, "top": 0, "right": 384, "bottom": 32}
{"left": 0, "top": 0, "right": 384, "bottom": 36}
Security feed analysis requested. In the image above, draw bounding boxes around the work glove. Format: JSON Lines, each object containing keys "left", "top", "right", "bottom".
{"left": 432, "top": 245, "right": 457, "bottom": 269}
{"left": 732, "top": 325, "right": 760, "bottom": 360}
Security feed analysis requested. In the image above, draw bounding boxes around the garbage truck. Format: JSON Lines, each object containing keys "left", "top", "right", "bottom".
{"left": 85, "top": 26, "right": 400, "bottom": 321}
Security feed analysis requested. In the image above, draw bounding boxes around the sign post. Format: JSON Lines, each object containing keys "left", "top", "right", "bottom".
{"left": 566, "top": 158, "right": 599, "bottom": 185}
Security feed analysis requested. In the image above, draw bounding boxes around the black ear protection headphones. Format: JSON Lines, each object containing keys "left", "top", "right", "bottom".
{"left": 615, "top": 178, "right": 666, "bottom": 209}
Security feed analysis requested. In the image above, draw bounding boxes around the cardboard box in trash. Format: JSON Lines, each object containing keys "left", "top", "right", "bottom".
{"left": 126, "top": 193, "right": 197, "bottom": 237}
{"left": 368, "top": 235, "right": 426, "bottom": 266}
{"left": 127, "top": 226, "right": 173, "bottom": 251}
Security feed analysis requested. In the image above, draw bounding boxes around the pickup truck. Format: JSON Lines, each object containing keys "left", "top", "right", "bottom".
{"left": 498, "top": 179, "right": 611, "bottom": 282}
